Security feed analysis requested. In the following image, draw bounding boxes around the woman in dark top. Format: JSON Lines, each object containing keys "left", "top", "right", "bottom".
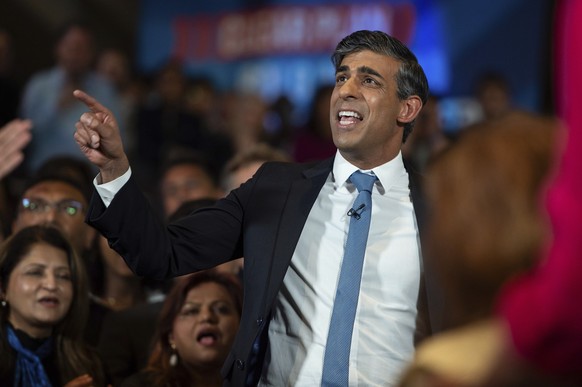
{"left": 0, "top": 225, "right": 106, "bottom": 386}
{"left": 121, "top": 270, "right": 242, "bottom": 387}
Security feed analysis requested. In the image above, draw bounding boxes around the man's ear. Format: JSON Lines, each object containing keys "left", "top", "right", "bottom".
{"left": 398, "top": 96, "right": 423, "bottom": 124}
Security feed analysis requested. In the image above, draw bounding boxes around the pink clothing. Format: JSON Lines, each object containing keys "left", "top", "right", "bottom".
{"left": 497, "top": 0, "right": 582, "bottom": 375}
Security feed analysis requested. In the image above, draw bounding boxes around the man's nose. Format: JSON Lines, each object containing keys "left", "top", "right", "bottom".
{"left": 37, "top": 207, "right": 59, "bottom": 223}
{"left": 338, "top": 77, "right": 360, "bottom": 99}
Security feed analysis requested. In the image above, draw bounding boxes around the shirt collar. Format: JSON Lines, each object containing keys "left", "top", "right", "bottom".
{"left": 332, "top": 150, "right": 409, "bottom": 193}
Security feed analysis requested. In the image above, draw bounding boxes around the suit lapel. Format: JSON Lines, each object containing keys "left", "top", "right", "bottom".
{"left": 265, "top": 158, "right": 333, "bottom": 297}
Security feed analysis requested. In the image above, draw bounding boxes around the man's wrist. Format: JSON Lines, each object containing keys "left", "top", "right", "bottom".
{"left": 99, "top": 158, "right": 130, "bottom": 184}
{"left": 94, "top": 167, "right": 132, "bottom": 207}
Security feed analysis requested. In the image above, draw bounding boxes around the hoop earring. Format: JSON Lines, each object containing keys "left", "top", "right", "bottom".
{"left": 169, "top": 342, "right": 178, "bottom": 367}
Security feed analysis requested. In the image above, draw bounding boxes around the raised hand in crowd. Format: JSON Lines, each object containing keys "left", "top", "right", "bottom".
{"left": 0, "top": 119, "right": 32, "bottom": 179}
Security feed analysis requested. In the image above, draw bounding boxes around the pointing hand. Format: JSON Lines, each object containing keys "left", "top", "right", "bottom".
{"left": 73, "top": 89, "right": 129, "bottom": 183}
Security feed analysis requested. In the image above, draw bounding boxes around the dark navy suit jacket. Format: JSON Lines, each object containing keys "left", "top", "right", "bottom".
{"left": 87, "top": 157, "right": 445, "bottom": 386}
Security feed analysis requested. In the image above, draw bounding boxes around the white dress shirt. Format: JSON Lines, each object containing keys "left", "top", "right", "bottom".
{"left": 259, "top": 151, "right": 421, "bottom": 387}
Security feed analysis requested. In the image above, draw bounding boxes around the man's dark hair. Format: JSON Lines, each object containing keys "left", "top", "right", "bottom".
{"left": 22, "top": 174, "right": 92, "bottom": 206}
{"left": 32, "top": 156, "right": 95, "bottom": 204}
{"left": 331, "top": 30, "right": 429, "bottom": 143}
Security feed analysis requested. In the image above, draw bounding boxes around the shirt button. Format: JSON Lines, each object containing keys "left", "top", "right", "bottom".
{"left": 256, "top": 317, "right": 263, "bottom": 326}
{"left": 236, "top": 359, "right": 245, "bottom": 370}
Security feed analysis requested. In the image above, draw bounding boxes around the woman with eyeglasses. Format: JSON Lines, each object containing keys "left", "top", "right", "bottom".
{"left": 0, "top": 225, "right": 107, "bottom": 386}
{"left": 120, "top": 270, "right": 242, "bottom": 387}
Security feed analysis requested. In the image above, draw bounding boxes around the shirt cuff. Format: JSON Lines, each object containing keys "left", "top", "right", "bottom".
{"left": 93, "top": 167, "right": 132, "bottom": 207}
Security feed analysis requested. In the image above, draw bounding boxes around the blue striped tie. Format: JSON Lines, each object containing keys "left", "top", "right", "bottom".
{"left": 321, "top": 170, "right": 377, "bottom": 386}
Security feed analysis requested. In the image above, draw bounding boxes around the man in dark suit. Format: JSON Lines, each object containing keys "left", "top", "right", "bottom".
{"left": 73, "top": 30, "right": 444, "bottom": 386}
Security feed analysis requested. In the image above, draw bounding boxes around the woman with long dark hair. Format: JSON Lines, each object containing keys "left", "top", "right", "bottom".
{"left": 0, "top": 225, "right": 106, "bottom": 386}
{"left": 121, "top": 270, "right": 242, "bottom": 387}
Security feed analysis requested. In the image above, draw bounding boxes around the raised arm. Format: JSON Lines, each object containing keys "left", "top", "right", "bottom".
{"left": 0, "top": 119, "right": 32, "bottom": 180}
{"left": 73, "top": 89, "right": 129, "bottom": 183}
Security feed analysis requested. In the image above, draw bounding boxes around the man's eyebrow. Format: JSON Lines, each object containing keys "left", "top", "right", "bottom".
{"left": 335, "top": 65, "right": 385, "bottom": 81}
{"left": 336, "top": 65, "right": 350, "bottom": 74}
{"left": 358, "top": 66, "right": 385, "bottom": 80}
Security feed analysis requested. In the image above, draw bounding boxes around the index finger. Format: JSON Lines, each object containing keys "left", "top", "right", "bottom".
{"left": 73, "top": 89, "right": 112, "bottom": 116}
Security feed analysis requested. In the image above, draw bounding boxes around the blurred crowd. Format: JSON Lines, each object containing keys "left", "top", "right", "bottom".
{"left": 0, "top": 6, "right": 579, "bottom": 386}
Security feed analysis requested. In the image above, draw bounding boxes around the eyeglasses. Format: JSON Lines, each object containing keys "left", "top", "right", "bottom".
{"left": 20, "top": 198, "right": 85, "bottom": 217}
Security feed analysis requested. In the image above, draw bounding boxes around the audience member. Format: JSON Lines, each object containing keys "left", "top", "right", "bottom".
{"left": 184, "top": 76, "right": 220, "bottom": 131}
{"left": 35, "top": 155, "right": 97, "bottom": 189}
{"left": 213, "top": 89, "right": 239, "bottom": 133}
{"left": 398, "top": 2, "right": 582, "bottom": 381}
{"left": 73, "top": 30, "right": 442, "bottom": 385}
{"left": 0, "top": 119, "right": 32, "bottom": 240}
{"left": 11, "top": 173, "right": 110, "bottom": 346}
{"left": 398, "top": 111, "right": 557, "bottom": 387}
{"left": 0, "top": 119, "right": 32, "bottom": 180}
{"left": 12, "top": 175, "right": 95, "bottom": 256}
{"left": 473, "top": 71, "right": 514, "bottom": 122}
{"left": 97, "top": 198, "right": 218, "bottom": 386}
{"left": 96, "top": 48, "right": 140, "bottom": 152}
{"left": 264, "top": 95, "right": 295, "bottom": 150}
{"left": 119, "top": 270, "right": 242, "bottom": 387}
{"left": 429, "top": 112, "right": 555, "bottom": 326}
{"left": 19, "top": 20, "right": 120, "bottom": 173}
{"left": 183, "top": 76, "right": 235, "bottom": 173}
{"left": 158, "top": 153, "right": 224, "bottom": 219}
{"left": 487, "top": 1, "right": 582, "bottom": 383}
{"left": 402, "top": 94, "right": 449, "bottom": 172}
{"left": 225, "top": 91, "right": 271, "bottom": 153}
{"left": 291, "top": 84, "right": 337, "bottom": 162}
{"left": 220, "top": 142, "right": 291, "bottom": 193}
{"left": 0, "top": 225, "right": 106, "bottom": 386}
{"left": 133, "top": 60, "right": 233, "bottom": 186}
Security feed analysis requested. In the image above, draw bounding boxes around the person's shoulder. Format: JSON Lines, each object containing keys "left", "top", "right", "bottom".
{"left": 84, "top": 72, "right": 118, "bottom": 98}
{"left": 22, "top": 68, "right": 60, "bottom": 93}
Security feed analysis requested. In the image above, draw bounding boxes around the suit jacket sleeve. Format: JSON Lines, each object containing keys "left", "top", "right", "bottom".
{"left": 86, "top": 173, "right": 247, "bottom": 279}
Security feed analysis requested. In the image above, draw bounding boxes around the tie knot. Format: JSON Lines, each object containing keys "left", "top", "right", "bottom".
{"left": 350, "top": 170, "right": 377, "bottom": 193}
